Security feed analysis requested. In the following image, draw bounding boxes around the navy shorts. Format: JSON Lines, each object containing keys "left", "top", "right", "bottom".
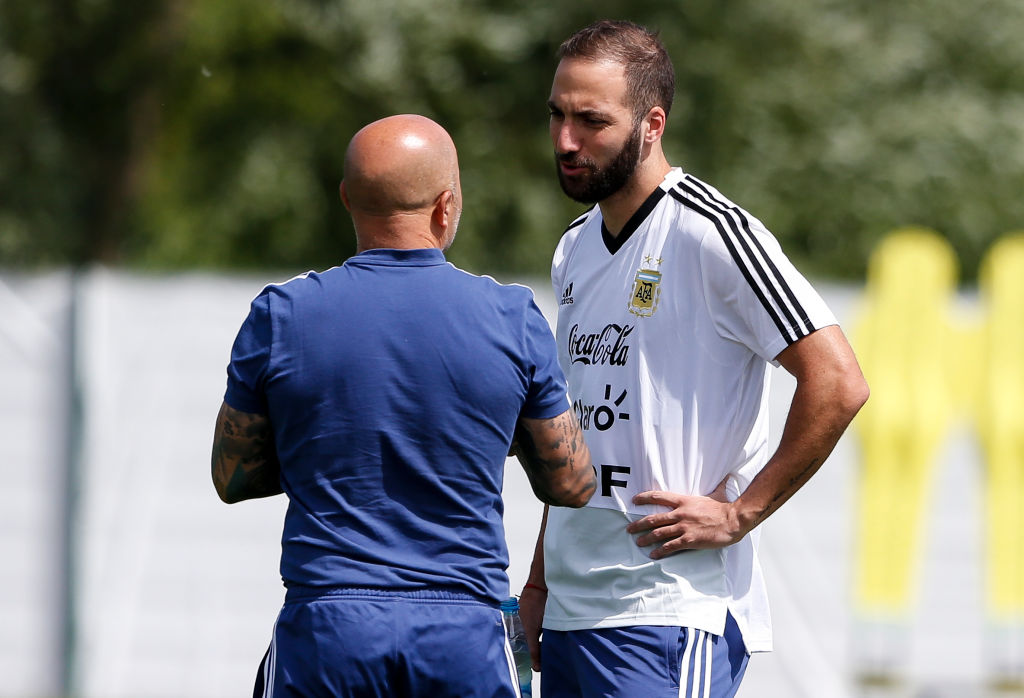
{"left": 540, "top": 613, "right": 749, "bottom": 698}
{"left": 253, "top": 589, "right": 521, "bottom": 698}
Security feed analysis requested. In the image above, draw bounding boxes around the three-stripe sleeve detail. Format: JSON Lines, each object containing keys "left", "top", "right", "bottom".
{"left": 670, "top": 178, "right": 814, "bottom": 345}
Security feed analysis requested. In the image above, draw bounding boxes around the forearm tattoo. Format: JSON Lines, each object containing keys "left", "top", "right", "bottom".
{"left": 514, "top": 411, "right": 595, "bottom": 507}
{"left": 754, "top": 456, "right": 822, "bottom": 528}
{"left": 211, "top": 403, "right": 283, "bottom": 503}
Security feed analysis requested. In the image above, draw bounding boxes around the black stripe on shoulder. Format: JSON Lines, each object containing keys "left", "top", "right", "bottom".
{"left": 563, "top": 207, "right": 595, "bottom": 233}
{"left": 669, "top": 186, "right": 797, "bottom": 343}
{"left": 682, "top": 177, "right": 812, "bottom": 336}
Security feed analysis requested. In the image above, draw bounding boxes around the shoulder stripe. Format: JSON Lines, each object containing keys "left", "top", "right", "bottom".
{"left": 683, "top": 177, "right": 813, "bottom": 336}
{"left": 563, "top": 206, "right": 595, "bottom": 233}
{"left": 670, "top": 187, "right": 793, "bottom": 341}
{"left": 670, "top": 183, "right": 809, "bottom": 344}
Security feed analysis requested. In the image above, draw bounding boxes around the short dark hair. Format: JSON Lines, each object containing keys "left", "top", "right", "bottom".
{"left": 557, "top": 20, "right": 675, "bottom": 123}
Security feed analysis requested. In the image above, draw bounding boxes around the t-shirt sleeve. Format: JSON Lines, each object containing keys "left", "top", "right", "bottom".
{"left": 520, "top": 296, "right": 571, "bottom": 420}
{"left": 699, "top": 221, "right": 837, "bottom": 364}
{"left": 224, "top": 291, "right": 272, "bottom": 414}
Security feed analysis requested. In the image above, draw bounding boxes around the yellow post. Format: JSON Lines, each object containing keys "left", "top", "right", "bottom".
{"left": 976, "top": 233, "right": 1024, "bottom": 688}
{"left": 850, "top": 227, "right": 961, "bottom": 681}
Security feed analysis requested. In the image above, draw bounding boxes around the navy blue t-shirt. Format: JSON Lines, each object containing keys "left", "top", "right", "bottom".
{"left": 224, "top": 248, "right": 568, "bottom": 603}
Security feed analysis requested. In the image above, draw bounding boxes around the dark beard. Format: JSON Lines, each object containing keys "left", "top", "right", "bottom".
{"left": 555, "top": 123, "right": 642, "bottom": 204}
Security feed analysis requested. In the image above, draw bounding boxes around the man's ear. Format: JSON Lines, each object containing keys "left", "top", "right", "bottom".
{"left": 643, "top": 106, "right": 667, "bottom": 143}
{"left": 339, "top": 180, "right": 351, "bottom": 211}
{"left": 432, "top": 189, "right": 454, "bottom": 229}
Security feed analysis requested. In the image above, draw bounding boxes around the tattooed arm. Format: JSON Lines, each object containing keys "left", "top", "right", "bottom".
{"left": 512, "top": 408, "right": 595, "bottom": 508}
{"left": 211, "top": 402, "right": 284, "bottom": 504}
{"left": 628, "top": 324, "right": 869, "bottom": 557}
{"left": 514, "top": 410, "right": 594, "bottom": 666}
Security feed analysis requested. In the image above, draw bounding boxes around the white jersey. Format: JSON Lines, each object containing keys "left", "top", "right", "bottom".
{"left": 543, "top": 168, "right": 837, "bottom": 652}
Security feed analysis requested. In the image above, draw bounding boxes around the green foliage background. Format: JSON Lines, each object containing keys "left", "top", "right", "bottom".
{"left": 2, "top": 0, "right": 1024, "bottom": 280}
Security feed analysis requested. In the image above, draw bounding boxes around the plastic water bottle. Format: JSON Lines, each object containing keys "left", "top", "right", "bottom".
{"left": 500, "top": 596, "right": 533, "bottom": 697}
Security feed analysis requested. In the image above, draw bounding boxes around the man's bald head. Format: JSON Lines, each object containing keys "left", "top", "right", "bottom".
{"left": 342, "top": 114, "right": 460, "bottom": 216}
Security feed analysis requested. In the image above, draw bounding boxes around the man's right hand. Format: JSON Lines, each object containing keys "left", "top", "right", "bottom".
{"left": 518, "top": 584, "right": 547, "bottom": 672}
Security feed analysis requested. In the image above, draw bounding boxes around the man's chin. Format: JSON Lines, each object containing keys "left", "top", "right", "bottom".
{"left": 558, "top": 175, "right": 600, "bottom": 204}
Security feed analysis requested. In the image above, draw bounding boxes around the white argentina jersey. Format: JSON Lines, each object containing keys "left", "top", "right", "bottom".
{"left": 544, "top": 167, "right": 836, "bottom": 649}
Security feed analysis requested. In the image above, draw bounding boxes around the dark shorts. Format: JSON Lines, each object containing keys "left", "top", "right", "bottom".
{"left": 540, "top": 613, "right": 749, "bottom": 698}
{"left": 253, "top": 589, "right": 520, "bottom": 698}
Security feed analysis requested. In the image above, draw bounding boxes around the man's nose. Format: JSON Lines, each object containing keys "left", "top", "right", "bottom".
{"left": 553, "top": 123, "right": 580, "bottom": 155}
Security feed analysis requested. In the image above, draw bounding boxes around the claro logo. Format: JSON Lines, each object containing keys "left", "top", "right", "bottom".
{"left": 567, "top": 323, "right": 632, "bottom": 366}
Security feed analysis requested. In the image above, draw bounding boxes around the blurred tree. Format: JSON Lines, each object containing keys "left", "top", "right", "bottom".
{"left": 0, "top": 0, "right": 184, "bottom": 266}
{"left": 652, "top": 0, "right": 1024, "bottom": 280}
{"left": 1, "top": 0, "right": 1024, "bottom": 279}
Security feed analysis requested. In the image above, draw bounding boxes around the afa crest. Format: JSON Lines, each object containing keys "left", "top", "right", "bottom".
{"left": 628, "top": 257, "right": 663, "bottom": 317}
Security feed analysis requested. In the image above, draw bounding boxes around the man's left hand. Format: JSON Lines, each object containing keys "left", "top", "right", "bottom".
{"left": 626, "top": 478, "right": 745, "bottom": 559}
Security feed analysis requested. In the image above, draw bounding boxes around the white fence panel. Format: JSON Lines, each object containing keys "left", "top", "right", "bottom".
{"left": 0, "top": 269, "right": 996, "bottom": 697}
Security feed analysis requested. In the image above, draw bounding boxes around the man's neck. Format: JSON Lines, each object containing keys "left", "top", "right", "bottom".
{"left": 352, "top": 210, "right": 446, "bottom": 253}
{"left": 599, "top": 159, "right": 673, "bottom": 237}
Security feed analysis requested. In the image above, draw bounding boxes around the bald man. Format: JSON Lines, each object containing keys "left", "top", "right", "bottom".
{"left": 212, "top": 114, "right": 595, "bottom": 697}
{"left": 341, "top": 114, "right": 463, "bottom": 252}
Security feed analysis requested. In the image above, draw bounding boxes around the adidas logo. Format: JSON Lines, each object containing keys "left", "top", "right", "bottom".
{"left": 560, "top": 282, "right": 575, "bottom": 305}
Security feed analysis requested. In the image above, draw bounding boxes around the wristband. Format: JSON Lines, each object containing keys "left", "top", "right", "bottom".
{"left": 523, "top": 582, "right": 548, "bottom": 593}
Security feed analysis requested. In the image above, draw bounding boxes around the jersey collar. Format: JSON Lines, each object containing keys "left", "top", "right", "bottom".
{"left": 600, "top": 186, "right": 667, "bottom": 255}
{"left": 347, "top": 248, "right": 447, "bottom": 266}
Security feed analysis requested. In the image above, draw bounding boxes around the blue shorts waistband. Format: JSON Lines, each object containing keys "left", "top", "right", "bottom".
{"left": 283, "top": 585, "right": 496, "bottom": 607}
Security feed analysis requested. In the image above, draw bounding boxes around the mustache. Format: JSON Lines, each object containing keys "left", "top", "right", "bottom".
{"left": 556, "top": 153, "right": 597, "bottom": 169}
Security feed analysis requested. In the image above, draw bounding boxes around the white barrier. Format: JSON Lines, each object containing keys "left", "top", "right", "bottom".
{"left": 0, "top": 269, "right": 992, "bottom": 697}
